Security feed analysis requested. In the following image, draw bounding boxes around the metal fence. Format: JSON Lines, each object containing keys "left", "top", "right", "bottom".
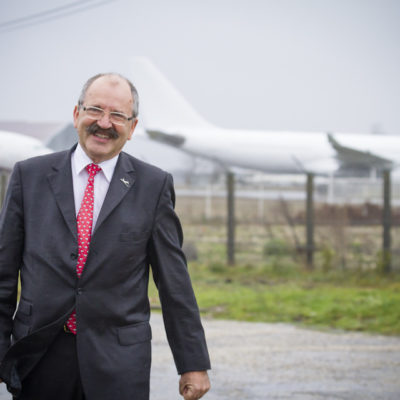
{"left": 174, "top": 175, "right": 400, "bottom": 271}
{"left": 1, "top": 172, "right": 398, "bottom": 271}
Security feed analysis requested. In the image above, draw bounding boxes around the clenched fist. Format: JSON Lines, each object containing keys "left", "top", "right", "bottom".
{"left": 179, "top": 370, "right": 210, "bottom": 400}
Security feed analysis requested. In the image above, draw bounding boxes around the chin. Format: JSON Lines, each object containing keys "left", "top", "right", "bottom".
{"left": 85, "top": 148, "right": 107, "bottom": 163}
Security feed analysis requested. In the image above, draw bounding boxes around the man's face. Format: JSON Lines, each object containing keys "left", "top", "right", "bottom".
{"left": 73, "top": 75, "right": 138, "bottom": 164}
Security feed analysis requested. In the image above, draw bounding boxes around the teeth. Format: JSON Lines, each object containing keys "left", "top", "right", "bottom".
{"left": 95, "top": 133, "right": 109, "bottom": 139}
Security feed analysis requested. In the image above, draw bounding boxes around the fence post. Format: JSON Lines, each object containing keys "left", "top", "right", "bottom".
{"left": 306, "top": 173, "right": 314, "bottom": 268}
{"left": 382, "top": 170, "right": 391, "bottom": 273}
{"left": 227, "top": 171, "right": 235, "bottom": 265}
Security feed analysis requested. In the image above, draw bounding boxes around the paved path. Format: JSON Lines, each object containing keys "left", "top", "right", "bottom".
{"left": 1, "top": 314, "right": 400, "bottom": 399}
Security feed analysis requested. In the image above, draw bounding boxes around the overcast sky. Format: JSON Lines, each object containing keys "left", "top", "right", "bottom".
{"left": 0, "top": 0, "right": 399, "bottom": 134}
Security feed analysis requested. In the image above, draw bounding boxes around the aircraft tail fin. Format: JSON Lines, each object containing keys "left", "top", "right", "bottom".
{"left": 130, "top": 57, "right": 213, "bottom": 131}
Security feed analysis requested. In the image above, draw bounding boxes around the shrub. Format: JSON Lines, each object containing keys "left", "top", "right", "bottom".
{"left": 263, "top": 238, "right": 293, "bottom": 257}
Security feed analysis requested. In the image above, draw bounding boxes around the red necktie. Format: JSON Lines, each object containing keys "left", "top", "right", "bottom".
{"left": 66, "top": 163, "right": 101, "bottom": 334}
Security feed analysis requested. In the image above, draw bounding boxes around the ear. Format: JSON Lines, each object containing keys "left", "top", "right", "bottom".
{"left": 73, "top": 105, "right": 80, "bottom": 128}
{"left": 127, "top": 119, "right": 138, "bottom": 140}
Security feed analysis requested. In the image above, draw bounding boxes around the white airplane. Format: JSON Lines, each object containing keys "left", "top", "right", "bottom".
{"left": 0, "top": 130, "right": 52, "bottom": 171}
{"left": 131, "top": 57, "right": 400, "bottom": 177}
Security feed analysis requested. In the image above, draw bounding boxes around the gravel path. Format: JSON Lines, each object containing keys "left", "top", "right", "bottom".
{"left": 1, "top": 313, "right": 400, "bottom": 399}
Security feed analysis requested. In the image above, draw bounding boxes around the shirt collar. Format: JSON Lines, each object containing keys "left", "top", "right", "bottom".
{"left": 73, "top": 143, "right": 119, "bottom": 183}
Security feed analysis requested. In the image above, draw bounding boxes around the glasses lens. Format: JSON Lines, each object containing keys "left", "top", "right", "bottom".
{"left": 110, "top": 112, "right": 128, "bottom": 126}
{"left": 85, "top": 106, "right": 103, "bottom": 119}
{"left": 84, "top": 106, "right": 129, "bottom": 126}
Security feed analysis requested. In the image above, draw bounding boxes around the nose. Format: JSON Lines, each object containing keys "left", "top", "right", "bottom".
{"left": 96, "top": 112, "right": 113, "bottom": 129}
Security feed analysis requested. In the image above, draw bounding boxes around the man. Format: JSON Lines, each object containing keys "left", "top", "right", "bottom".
{"left": 0, "top": 73, "right": 210, "bottom": 400}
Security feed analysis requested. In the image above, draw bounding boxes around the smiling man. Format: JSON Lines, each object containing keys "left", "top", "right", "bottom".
{"left": 0, "top": 73, "right": 211, "bottom": 400}
{"left": 74, "top": 74, "right": 138, "bottom": 163}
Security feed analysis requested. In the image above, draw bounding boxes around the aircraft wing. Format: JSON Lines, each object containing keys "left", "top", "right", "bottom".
{"left": 327, "top": 133, "right": 394, "bottom": 171}
{"left": 146, "top": 129, "right": 185, "bottom": 146}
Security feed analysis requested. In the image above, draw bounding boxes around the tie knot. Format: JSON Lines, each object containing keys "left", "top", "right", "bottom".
{"left": 86, "top": 163, "right": 101, "bottom": 177}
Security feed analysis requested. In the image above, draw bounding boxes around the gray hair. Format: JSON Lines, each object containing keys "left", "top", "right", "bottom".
{"left": 77, "top": 73, "right": 139, "bottom": 118}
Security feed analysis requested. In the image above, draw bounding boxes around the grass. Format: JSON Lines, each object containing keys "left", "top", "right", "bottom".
{"left": 154, "top": 195, "right": 400, "bottom": 335}
{"left": 149, "top": 262, "right": 400, "bottom": 335}
{"left": 148, "top": 221, "right": 400, "bottom": 336}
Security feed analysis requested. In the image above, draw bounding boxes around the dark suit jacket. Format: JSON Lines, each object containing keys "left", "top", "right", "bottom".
{"left": 0, "top": 146, "right": 210, "bottom": 399}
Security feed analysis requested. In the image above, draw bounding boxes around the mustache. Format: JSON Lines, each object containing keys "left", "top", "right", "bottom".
{"left": 86, "top": 124, "right": 119, "bottom": 139}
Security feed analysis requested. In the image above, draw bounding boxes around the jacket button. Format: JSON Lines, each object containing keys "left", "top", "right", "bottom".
{"left": 76, "top": 288, "right": 83, "bottom": 295}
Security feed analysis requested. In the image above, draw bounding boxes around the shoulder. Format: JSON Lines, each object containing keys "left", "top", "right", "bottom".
{"left": 18, "top": 149, "right": 70, "bottom": 170}
{"left": 120, "top": 152, "right": 177, "bottom": 208}
{"left": 14, "top": 149, "right": 71, "bottom": 181}
{"left": 120, "top": 151, "right": 171, "bottom": 184}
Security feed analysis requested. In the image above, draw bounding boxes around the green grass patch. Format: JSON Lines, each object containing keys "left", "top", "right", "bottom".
{"left": 148, "top": 262, "right": 400, "bottom": 336}
{"left": 148, "top": 222, "right": 400, "bottom": 335}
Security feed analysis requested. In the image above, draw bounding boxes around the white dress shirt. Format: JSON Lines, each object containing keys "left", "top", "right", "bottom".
{"left": 71, "top": 143, "right": 119, "bottom": 232}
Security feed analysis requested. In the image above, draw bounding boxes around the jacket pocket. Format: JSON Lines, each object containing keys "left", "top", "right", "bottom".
{"left": 17, "top": 299, "right": 32, "bottom": 316}
{"left": 12, "top": 320, "right": 30, "bottom": 342}
{"left": 117, "top": 321, "right": 152, "bottom": 346}
{"left": 14, "top": 299, "right": 33, "bottom": 325}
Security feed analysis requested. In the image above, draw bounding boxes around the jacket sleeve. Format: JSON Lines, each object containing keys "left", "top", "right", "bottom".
{"left": 0, "top": 164, "right": 24, "bottom": 361}
{"left": 148, "top": 173, "right": 211, "bottom": 374}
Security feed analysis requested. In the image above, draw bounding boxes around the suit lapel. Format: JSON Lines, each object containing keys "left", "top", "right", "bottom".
{"left": 93, "top": 152, "right": 136, "bottom": 235}
{"left": 47, "top": 146, "right": 77, "bottom": 240}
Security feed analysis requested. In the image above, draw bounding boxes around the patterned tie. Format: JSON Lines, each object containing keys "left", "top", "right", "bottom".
{"left": 66, "top": 163, "right": 101, "bottom": 334}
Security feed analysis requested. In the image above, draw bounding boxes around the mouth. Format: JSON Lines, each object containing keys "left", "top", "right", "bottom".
{"left": 86, "top": 124, "right": 119, "bottom": 140}
{"left": 94, "top": 132, "right": 111, "bottom": 140}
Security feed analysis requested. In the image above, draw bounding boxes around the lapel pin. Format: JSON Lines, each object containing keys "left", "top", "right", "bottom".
{"left": 120, "top": 178, "right": 130, "bottom": 187}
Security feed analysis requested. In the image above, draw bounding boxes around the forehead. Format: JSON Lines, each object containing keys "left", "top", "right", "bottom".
{"left": 84, "top": 75, "right": 133, "bottom": 111}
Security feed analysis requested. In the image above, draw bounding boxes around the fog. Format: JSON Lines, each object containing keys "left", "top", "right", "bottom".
{"left": 0, "top": 0, "right": 399, "bottom": 134}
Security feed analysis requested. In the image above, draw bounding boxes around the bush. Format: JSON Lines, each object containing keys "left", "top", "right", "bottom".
{"left": 263, "top": 238, "right": 293, "bottom": 257}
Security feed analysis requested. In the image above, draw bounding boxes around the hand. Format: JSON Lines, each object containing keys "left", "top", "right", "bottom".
{"left": 179, "top": 370, "right": 210, "bottom": 400}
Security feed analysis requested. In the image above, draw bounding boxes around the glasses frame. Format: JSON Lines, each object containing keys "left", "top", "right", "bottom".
{"left": 81, "top": 105, "right": 135, "bottom": 126}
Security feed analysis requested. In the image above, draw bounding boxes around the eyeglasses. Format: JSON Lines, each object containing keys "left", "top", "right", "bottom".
{"left": 81, "top": 105, "right": 135, "bottom": 126}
